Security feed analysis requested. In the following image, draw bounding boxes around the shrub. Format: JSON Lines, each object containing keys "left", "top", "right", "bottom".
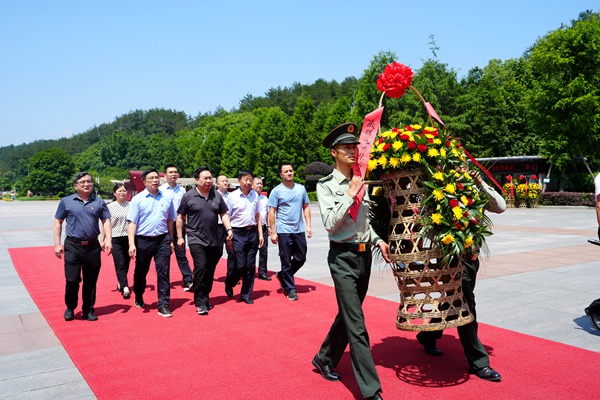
{"left": 305, "top": 162, "right": 334, "bottom": 192}
{"left": 539, "top": 192, "right": 594, "bottom": 207}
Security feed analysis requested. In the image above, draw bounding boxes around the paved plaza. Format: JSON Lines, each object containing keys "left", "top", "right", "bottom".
{"left": 1, "top": 200, "right": 599, "bottom": 398}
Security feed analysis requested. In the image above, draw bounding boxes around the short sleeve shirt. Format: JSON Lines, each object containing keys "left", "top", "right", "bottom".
{"left": 159, "top": 183, "right": 185, "bottom": 217}
{"left": 107, "top": 201, "right": 130, "bottom": 237}
{"left": 178, "top": 187, "right": 228, "bottom": 246}
{"left": 55, "top": 193, "right": 111, "bottom": 240}
{"left": 127, "top": 189, "right": 173, "bottom": 236}
{"left": 267, "top": 183, "right": 309, "bottom": 234}
{"left": 226, "top": 189, "right": 260, "bottom": 228}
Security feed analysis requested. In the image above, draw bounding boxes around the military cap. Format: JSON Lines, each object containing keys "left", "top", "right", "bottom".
{"left": 322, "top": 122, "right": 360, "bottom": 148}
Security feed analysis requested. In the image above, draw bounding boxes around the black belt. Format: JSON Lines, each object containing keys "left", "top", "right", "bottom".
{"left": 232, "top": 226, "right": 257, "bottom": 231}
{"left": 66, "top": 236, "right": 98, "bottom": 247}
{"left": 136, "top": 233, "right": 168, "bottom": 239}
{"left": 330, "top": 241, "right": 370, "bottom": 253}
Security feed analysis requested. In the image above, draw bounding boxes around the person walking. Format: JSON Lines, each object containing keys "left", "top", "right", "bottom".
{"left": 267, "top": 163, "right": 311, "bottom": 300}
{"left": 253, "top": 176, "right": 271, "bottom": 281}
{"left": 54, "top": 172, "right": 112, "bottom": 321}
{"left": 177, "top": 166, "right": 233, "bottom": 315}
{"left": 585, "top": 172, "right": 600, "bottom": 332}
{"left": 159, "top": 164, "right": 194, "bottom": 292}
{"left": 128, "top": 169, "right": 175, "bottom": 318}
{"left": 312, "top": 123, "right": 390, "bottom": 400}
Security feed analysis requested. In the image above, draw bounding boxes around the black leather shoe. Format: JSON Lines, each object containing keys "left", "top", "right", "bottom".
{"left": 122, "top": 286, "right": 131, "bottom": 299}
{"left": 64, "top": 308, "right": 74, "bottom": 321}
{"left": 225, "top": 285, "right": 234, "bottom": 298}
{"left": 365, "top": 392, "right": 383, "bottom": 400}
{"left": 417, "top": 334, "right": 442, "bottom": 356}
{"left": 585, "top": 307, "right": 600, "bottom": 332}
{"left": 258, "top": 274, "right": 272, "bottom": 281}
{"left": 241, "top": 297, "right": 254, "bottom": 304}
{"left": 312, "top": 354, "right": 341, "bottom": 381}
{"left": 207, "top": 303, "right": 214, "bottom": 310}
{"left": 83, "top": 312, "right": 98, "bottom": 321}
{"left": 470, "top": 366, "right": 501, "bottom": 381}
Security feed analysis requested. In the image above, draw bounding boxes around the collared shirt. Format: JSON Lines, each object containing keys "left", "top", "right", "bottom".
{"left": 55, "top": 193, "right": 111, "bottom": 240}
{"left": 127, "top": 189, "right": 173, "bottom": 236}
{"left": 159, "top": 182, "right": 185, "bottom": 217}
{"left": 226, "top": 188, "right": 260, "bottom": 228}
{"left": 316, "top": 168, "right": 381, "bottom": 245}
{"left": 257, "top": 193, "right": 269, "bottom": 225}
{"left": 217, "top": 189, "right": 229, "bottom": 225}
{"left": 267, "top": 182, "right": 309, "bottom": 234}
{"left": 178, "top": 187, "right": 228, "bottom": 247}
{"left": 107, "top": 200, "right": 130, "bottom": 237}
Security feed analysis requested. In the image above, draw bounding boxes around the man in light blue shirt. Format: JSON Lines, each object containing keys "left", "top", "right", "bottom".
{"left": 267, "top": 162, "right": 311, "bottom": 301}
{"left": 159, "top": 164, "right": 193, "bottom": 292}
{"left": 224, "top": 170, "right": 264, "bottom": 304}
{"left": 128, "top": 169, "right": 175, "bottom": 318}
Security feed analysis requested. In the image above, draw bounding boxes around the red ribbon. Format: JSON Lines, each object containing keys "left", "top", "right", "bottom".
{"left": 462, "top": 148, "right": 507, "bottom": 195}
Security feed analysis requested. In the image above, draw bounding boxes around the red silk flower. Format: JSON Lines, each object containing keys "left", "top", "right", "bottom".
{"left": 506, "top": 175, "right": 512, "bottom": 181}
{"left": 377, "top": 62, "right": 414, "bottom": 98}
{"left": 531, "top": 175, "right": 537, "bottom": 180}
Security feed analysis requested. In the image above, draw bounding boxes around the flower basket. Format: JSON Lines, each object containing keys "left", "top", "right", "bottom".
{"left": 505, "top": 196, "right": 515, "bottom": 208}
{"left": 381, "top": 169, "right": 473, "bottom": 331}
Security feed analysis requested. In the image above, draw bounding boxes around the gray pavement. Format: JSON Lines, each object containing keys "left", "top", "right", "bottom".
{"left": 1, "top": 200, "right": 599, "bottom": 398}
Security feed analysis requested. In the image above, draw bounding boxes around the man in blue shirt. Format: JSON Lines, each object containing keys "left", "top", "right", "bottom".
{"left": 128, "top": 169, "right": 175, "bottom": 318}
{"left": 225, "top": 170, "right": 264, "bottom": 304}
{"left": 54, "top": 172, "right": 112, "bottom": 321}
{"left": 159, "top": 164, "right": 194, "bottom": 292}
{"left": 267, "top": 163, "right": 311, "bottom": 301}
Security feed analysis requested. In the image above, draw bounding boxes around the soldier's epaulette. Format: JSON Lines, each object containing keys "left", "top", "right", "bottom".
{"left": 319, "top": 174, "right": 334, "bottom": 182}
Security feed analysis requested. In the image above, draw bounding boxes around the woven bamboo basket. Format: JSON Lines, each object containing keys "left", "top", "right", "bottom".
{"left": 381, "top": 169, "right": 473, "bottom": 331}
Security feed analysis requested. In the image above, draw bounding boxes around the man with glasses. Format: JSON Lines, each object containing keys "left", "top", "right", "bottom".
{"left": 128, "top": 169, "right": 175, "bottom": 318}
{"left": 159, "top": 164, "right": 194, "bottom": 292}
{"left": 54, "top": 172, "right": 112, "bottom": 322}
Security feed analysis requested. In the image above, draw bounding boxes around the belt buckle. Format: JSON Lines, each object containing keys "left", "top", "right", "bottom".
{"left": 81, "top": 241, "right": 89, "bottom": 246}
{"left": 358, "top": 243, "right": 366, "bottom": 252}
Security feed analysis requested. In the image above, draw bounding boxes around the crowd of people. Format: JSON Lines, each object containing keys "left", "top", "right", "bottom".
{"left": 54, "top": 123, "right": 567, "bottom": 400}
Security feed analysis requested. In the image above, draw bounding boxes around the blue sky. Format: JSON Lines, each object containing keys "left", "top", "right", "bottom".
{"left": 0, "top": 1, "right": 597, "bottom": 146}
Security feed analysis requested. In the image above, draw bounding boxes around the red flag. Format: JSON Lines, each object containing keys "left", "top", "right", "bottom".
{"left": 349, "top": 107, "right": 384, "bottom": 221}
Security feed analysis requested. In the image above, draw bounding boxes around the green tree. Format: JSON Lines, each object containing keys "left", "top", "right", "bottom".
{"left": 526, "top": 11, "right": 600, "bottom": 187}
{"left": 22, "top": 148, "right": 75, "bottom": 195}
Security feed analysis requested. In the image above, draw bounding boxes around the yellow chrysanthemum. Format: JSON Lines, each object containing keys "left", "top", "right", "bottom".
{"left": 412, "top": 153, "right": 421, "bottom": 162}
{"left": 433, "top": 189, "right": 445, "bottom": 201}
{"left": 424, "top": 126, "right": 437, "bottom": 132}
{"left": 445, "top": 183, "right": 456, "bottom": 194}
{"left": 442, "top": 233, "right": 454, "bottom": 245}
{"left": 376, "top": 143, "right": 386, "bottom": 152}
{"left": 431, "top": 213, "right": 443, "bottom": 224}
{"left": 463, "top": 172, "right": 472, "bottom": 180}
{"left": 367, "top": 159, "right": 378, "bottom": 172}
{"left": 452, "top": 148, "right": 460, "bottom": 157}
{"left": 440, "top": 148, "right": 447, "bottom": 157}
{"left": 389, "top": 157, "right": 399, "bottom": 168}
{"left": 452, "top": 206, "right": 463, "bottom": 220}
{"left": 464, "top": 236, "right": 474, "bottom": 248}
{"left": 377, "top": 155, "right": 388, "bottom": 168}
{"left": 460, "top": 195, "right": 469, "bottom": 206}
{"left": 433, "top": 138, "right": 442, "bottom": 145}
{"left": 401, "top": 154, "right": 412, "bottom": 163}
{"left": 427, "top": 148, "right": 439, "bottom": 157}
{"left": 433, "top": 171, "right": 444, "bottom": 181}
{"left": 410, "top": 124, "right": 422, "bottom": 130}
{"left": 425, "top": 133, "right": 434, "bottom": 139}
{"left": 392, "top": 141, "right": 403, "bottom": 151}
{"left": 381, "top": 131, "right": 392, "bottom": 138}
{"left": 389, "top": 131, "right": 398, "bottom": 139}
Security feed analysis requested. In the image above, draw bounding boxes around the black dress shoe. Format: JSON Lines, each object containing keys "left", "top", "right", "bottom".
{"left": 225, "top": 285, "right": 234, "bottom": 298}
{"left": 585, "top": 307, "right": 600, "bottom": 332}
{"left": 417, "top": 334, "right": 442, "bottom": 356}
{"left": 64, "top": 308, "right": 74, "bottom": 321}
{"left": 470, "top": 366, "right": 501, "bottom": 381}
{"left": 312, "top": 354, "right": 341, "bottom": 381}
{"left": 258, "top": 274, "right": 272, "bottom": 281}
{"left": 365, "top": 392, "right": 383, "bottom": 400}
{"left": 83, "top": 312, "right": 98, "bottom": 321}
{"left": 241, "top": 297, "right": 254, "bottom": 304}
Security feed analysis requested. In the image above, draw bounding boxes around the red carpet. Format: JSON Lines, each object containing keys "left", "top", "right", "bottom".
{"left": 9, "top": 246, "right": 600, "bottom": 399}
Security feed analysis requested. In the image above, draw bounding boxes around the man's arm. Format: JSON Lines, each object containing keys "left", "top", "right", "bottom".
{"left": 302, "top": 203, "right": 312, "bottom": 238}
{"left": 102, "top": 219, "right": 112, "bottom": 255}
{"left": 256, "top": 213, "right": 264, "bottom": 248}
{"left": 128, "top": 222, "right": 137, "bottom": 259}
{"left": 268, "top": 207, "right": 278, "bottom": 244}
{"left": 53, "top": 219, "right": 64, "bottom": 259}
{"left": 176, "top": 214, "right": 186, "bottom": 249}
{"left": 596, "top": 194, "right": 600, "bottom": 240}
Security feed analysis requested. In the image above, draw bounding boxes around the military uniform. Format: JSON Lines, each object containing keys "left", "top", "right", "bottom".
{"left": 314, "top": 123, "right": 383, "bottom": 400}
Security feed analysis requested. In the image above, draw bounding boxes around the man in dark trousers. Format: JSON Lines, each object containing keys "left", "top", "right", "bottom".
{"left": 177, "top": 166, "right": 233, "bottom": 315}
{"left": 415, "top": 164, "right": 506, "bottom": 382}
{"left": 54, "top": 172, "right": 112, "bottom": 321}
{"left": 585, "top": 172, "right": 600, "bottom": 332}
{"left": 127, "top": 169, "right": 175, "bottom": 318}
{"left": 312, "top": 123, "right": 390, "bottom": 400}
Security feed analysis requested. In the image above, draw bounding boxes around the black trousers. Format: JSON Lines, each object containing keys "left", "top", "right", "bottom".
{"left": 63, "top": 238, "right": 102, "bottom": 315}
{"left": 416, "top": 258, "right": 490, "bottom": 369}
{"left": 257, "top": 224, "right": 269, "bottom": 275}
{"left": 133, "top": 234, "right": 171, "bottom": 308}
{"left": 588, "top": 298, "right": 600, "bottom": 315}
{"left": 111, "top": 236, "right": 130, "bottom": 289}
{"left": 172, "top": 223, "right": 193, "bottom": 285}
{"left": 276, "top": 232, "right": 307, "bottom": 291}
{"left": 189, "top": 244, "right": 221, "bottom": 307}
{"left": 218, "top": 224, "right": 234, "bottom": 277}
{"left": 318, "top": 248, "right": 381, "bottom": 399}
{"left": 225, "top": 227, "right": 258, "bottom": 299}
